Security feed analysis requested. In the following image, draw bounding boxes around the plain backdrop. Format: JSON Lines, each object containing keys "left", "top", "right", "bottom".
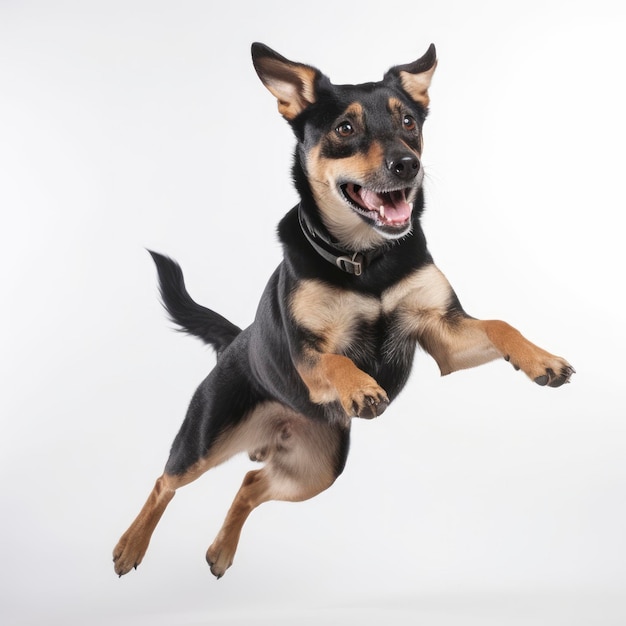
{"left": 1, "top": 1, "right": 625, "bottom": 624}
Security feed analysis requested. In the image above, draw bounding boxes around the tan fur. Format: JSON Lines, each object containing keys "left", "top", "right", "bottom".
{"left": 297, "top": 352, "right": 388, "bottom": 419}
{"left": 259, "top": 61, "right": 318, "bottom": 120}
{"left": 306, "top": 141, "right": 413, "bottom": 251}
{"left": 399, "top": 61, "right": 437, "bottom": 108}
{"left": 479, "top": 319, "right": 570, "bottom": 381}
{"left": 112, "top": 475, "right": 176, "bottom": 576}
{"left": 382, "top": 263, "right": 452, "bottom": 314}
{"left": 387, "top": 97, "right": 407, "bottom": 115}
{"left": 340, "top": 102, "right": 364, "bottom": 127}
{"left": 290, "top": 278, "right": 380, "bottom": 353}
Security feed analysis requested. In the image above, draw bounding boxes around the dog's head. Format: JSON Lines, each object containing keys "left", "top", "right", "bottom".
{"left": 252, "top": 43, "right": 437, "bottom": 251}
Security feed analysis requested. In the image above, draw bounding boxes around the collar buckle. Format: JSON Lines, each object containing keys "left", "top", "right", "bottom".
{"left": 336, "top": 253, "right": 364, "bottom": 276}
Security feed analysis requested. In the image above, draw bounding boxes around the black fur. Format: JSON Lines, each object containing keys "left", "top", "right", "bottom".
{"left": 148, "top": 250, "right": 241, "bottom": 355}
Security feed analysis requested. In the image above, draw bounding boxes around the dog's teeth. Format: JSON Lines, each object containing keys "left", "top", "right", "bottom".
{"left": 379, "top": 205, "right": 385, "bottom": 218}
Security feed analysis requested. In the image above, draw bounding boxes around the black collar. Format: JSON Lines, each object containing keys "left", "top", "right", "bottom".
{"left": 297, "top": 204, "right": 384, "bottom": 276}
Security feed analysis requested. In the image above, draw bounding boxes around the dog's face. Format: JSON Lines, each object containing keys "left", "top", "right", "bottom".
{"left": 252, "top": 43, "right": 437, "bottom": 251}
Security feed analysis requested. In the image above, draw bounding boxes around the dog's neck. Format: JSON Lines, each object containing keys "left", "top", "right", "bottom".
{"left": 297, "top": 203, "right": 385, "bottom": 276}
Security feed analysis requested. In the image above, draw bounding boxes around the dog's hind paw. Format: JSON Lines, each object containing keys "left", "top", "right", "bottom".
{"left": 113, "top": 534, "right": 146, "bottom": 577}
{"left": 206, "top": 542, "right": 233, "bottom": 580}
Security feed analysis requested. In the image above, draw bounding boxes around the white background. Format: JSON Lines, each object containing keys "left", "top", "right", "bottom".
{"left": 1, "top": 1, "right": 625, "bottom": 624}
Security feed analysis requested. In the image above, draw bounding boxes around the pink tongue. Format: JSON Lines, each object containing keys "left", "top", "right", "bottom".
{"left": 359, "top": 188, "right": 411, "bottom": 224}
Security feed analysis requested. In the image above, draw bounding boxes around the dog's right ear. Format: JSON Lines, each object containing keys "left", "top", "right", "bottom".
{"left": 251, "top": 43, "right": 320, "bottom": 121}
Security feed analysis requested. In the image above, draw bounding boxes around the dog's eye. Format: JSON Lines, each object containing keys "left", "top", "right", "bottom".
{"left": 403, "top": 115, "right": 417, "bottom": 131}
{"left": 335, "top": 121, "right": 354, "bottom": 137}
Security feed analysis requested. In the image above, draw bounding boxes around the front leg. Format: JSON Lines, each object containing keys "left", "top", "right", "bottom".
{"left": 288, "top": 278, "right": 389, "bottom": 419}
{"left": 297, "top": 352, "right": 389, "bottom": 419}
{"left": 388, "top": 264, "right": 575, "bottom": 387}
{"left": 428, "top": 316, "right": 576, "bottom": 387}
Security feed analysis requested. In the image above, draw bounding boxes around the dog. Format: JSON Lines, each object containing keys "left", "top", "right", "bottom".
{"left": 113, "top": 42, "right": 574, "bottom": 579}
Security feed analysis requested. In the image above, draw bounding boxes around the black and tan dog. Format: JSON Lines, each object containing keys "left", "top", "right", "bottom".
{"left": 113, "top": 43, "right": 574, "bottom": 579}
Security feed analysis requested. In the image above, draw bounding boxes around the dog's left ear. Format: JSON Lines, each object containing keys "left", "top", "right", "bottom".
{"left": 385, "top": 44, "right": 438, "bottom": 108}
{"left": 251, "top": 43, "right": 321, "bottom": 121}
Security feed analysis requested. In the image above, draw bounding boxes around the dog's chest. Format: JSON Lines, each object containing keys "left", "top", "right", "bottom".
{"left": 289, "top": 264, "right": 452, "bottom": 362}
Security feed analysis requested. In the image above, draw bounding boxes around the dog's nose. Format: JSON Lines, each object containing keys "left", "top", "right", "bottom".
{"left": 388, "top": 155, "right": 419, "bottom": 180}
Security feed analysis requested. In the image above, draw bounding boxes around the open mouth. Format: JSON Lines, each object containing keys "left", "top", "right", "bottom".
{"left": 340, "top": 183, "right": 414, "bottom": 230}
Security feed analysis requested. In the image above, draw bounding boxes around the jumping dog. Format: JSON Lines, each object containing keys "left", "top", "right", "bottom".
{"left": 113, "top": 42, "right": 574, "bottom": 579}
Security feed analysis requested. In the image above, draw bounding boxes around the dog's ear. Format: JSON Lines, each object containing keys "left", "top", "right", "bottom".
{"left": 251, "top": 43, "right": 320, "bottom": 121}
{"left": 385, "top": 44, "right": 437, "bottom": 108}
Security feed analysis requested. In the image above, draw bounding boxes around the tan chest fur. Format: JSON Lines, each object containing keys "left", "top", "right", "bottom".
{"left": 289, "top": 263, "right": 453, "bottom": 352}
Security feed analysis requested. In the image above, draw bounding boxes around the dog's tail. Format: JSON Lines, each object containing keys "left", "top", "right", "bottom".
{"left": 147, "top": 250, "right": 242, "bottom": 355}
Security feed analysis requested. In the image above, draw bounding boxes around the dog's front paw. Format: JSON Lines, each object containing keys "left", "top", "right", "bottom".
{"left": 353, "top": 391, "right": 389, "bottom": 419}
{"left": 340, "top": 379, "right": 389, "bottom": 419}
{"left": 533, "top": 362, "right": 576, "bottom": 387}
{"left": 505, "top": 352, "right": 575, "bottom": 388}
{"left": 300, "top": 354, "right": 390, "bottom": 419}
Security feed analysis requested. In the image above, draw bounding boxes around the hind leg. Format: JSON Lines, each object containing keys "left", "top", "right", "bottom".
{"left": 206, "top": 403, "right": 348, "bottom": 578}
{"left": 112, "top": 424, "right": 255, "bottom": 578}
{"left": 114, "top": 337, "right": 272, "bottom": 576}
{"left": 113, "top": 433, "right": 251, "bottom": 578}
{"left": 205, "top": 467, "right": 272, "bottom": 578}
{"left": 113, "top": 472, "right": 179, "bottom": 576}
